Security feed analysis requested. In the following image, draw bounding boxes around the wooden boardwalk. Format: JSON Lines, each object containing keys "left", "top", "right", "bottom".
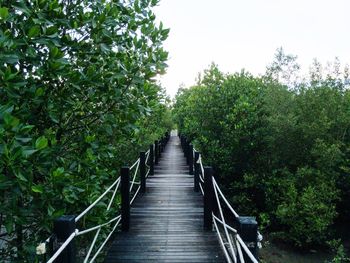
{"left": 105, "top": 135, "right": 225, "bottom": 262}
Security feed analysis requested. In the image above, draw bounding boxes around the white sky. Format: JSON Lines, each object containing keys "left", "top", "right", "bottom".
{"left": 154, "top": 0, "right": 350, "bottom": 97}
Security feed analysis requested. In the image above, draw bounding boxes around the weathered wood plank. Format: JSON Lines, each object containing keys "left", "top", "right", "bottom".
{"left": 105, "top": 135, "right": 225, "bottom": 263}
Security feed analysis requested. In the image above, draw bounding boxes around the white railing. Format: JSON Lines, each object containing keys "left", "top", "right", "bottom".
{"left": 42, "top": 148, "right": 152, "bottom": 263}
{"left": 195, "top": 149, "right": 259, "bottom": 263}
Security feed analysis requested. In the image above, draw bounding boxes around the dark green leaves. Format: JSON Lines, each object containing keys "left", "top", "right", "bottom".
{"left": 173, "top": 63, "right": 350, "bottom": 248}
{"left": 0, "top": 0, "right": 170, "bottom": 260}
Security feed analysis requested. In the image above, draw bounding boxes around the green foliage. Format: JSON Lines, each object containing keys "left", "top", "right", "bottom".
{"left": 275, "top": 167, "right": 339, "bottom": 246}
{"left": 173, "top": 59, "right": 350, "bottom": 247}
{"left": 0, "top": 0, "right": 170, "bottom": 261}
{"left": 326, "top": 239, "right": 350, "bottom": 263}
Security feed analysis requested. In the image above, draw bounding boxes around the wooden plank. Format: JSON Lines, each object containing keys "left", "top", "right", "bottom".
{"left": 105, "top": 135, "right": 225, "bottom": 263}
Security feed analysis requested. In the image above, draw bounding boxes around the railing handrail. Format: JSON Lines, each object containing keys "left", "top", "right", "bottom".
{"left": 186, "top": 137, "right": 259, "bottom": 263}
{"left": 40, "top": 132, "right": 171, "bottom": 263}
{"left": 212, "top": 177, "right": 239, "bottom": 218}
{"left": 75, "top": 177, "right": 121, "bottom": 223}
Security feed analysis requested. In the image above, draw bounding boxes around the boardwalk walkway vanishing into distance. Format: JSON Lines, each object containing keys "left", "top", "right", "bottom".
{"left": 105, "top": 132, "right": 226, "bottom": 262}
{"left": 43, "top": 131, "right": 259, "bottom": 263}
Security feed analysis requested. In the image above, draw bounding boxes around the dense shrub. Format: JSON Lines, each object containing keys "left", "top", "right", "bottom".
{"left": 0, "top": 0, "right": 171, "bottom": 261}
{"left": 173, "top": 59, "right": 350, "bottom": 247}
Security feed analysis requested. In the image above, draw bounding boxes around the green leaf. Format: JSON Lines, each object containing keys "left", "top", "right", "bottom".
{"left": 53, "top": 167, "right": 65, "bottom": 177}
{"left": 35, "top": 87, "right": 44, "bottom": 96}
{"left": 31, "top": 185, "right": 43, "bottom": 193}
{"left": 100, "top": 43, "right": 110, "bottom": 53}
{"left": 50, "top": 46, "right": 59, "bottom": 58}
{"left": 134, "top": 0, "right": 141, "bottom": 13}
{"left": 3, "top": 113, "right": 20, "bottom": 128}
{"left": 49, "top": 111, "right": 59, "bottom": 123}
{"left": 161, "top": 28, "right": 170, "bottom": 37}
{"left": 85, "top": 135, "right": 95, "bottom": 143}
{"left": 0, "top": 104, "right": 14, "bottom": 117}
{"left": 28, "top": 26, "right": 41, "bottom": 38}
{"left": 0, "top": 7, "right": 9, "bottom": 20}
{"left": 15, "top": 172, "right": 28, "bottom": 182}
{"left": 151, "top": 0, "right": 159, "bottom": 6}
{"left": 35, "top": 136, "right": 48, "bottom": 150}
{"left": 53, "top": 209, "right": 65, "bottom": 218}
{"left": 48, "top": 204, "right": 55, "bottom": 216}
{"left": 15, "top": 137, "right": 32, "bottom": 143}
{"left": 20, "top": 125, "right": 35, "bottom": 133}
{"left": 22, "top": 148, "right": 37, "bottom": 157}
{"left": 1, "top": 54, "right": 20, "bottom": 64}
{"left": 4, "top": 69, "right": 19, "bottom": 81}
{"left": 46, "top": 25, "right": 58, "bottom": 36}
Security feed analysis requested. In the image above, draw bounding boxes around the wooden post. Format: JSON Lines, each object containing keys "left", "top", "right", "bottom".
{"left": 186, "top": 140, "right": 190, "bottom": 165}
{"left": 189, "top": 144, "right": 194, "bottom": 175}
{"left": 204, "top": 166, "right": 213, "bottom": 230}
{"left": 140, "top": 151, "right": 146, "bottom": 193}
{"left": 158, "top": 139, "right": 162, "bottom": 158}
{"left": 238, "top": 217, "right": 258, "bottom": 260}
{"left": 194, "top": 152, "right": 200, "bottom": 192}
{"left": 149, "top": 144, "right": 154, "bottom": 175}
{"left": 52, "top": 215, "right": 76, "bottom": 263}
{"left": 159, "top": 138, "right": 162, "bottom": 153}
{"left": 121, "top": 167, "right": 130, "bottom": 231}
{"left": 154, "top": 140, "right": 159, "bottom": 165}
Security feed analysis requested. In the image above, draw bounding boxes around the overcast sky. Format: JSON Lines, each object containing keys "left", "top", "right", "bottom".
{"left": 154, "top": 0, "right": 350, "bottom": 97}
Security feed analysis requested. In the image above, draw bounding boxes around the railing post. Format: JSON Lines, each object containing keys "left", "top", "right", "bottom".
{"left": 158, "top": 138, "right": 162, "bottom": 158}
{"left": 185, "top": 139, "right": 190, "bottom": 164}
{"left": 140, "top": 151, "right": 146, "bottom": 193}
{"left": 52, "top": 215, "right": 76, "bottom": 263}
{"left": 204, "top": 166, "right": 214, "bottom": 231}
{"left": 154, "top": 140, "right": 159, "bottom": 165}
{"left": 121, "top": 166, "right": 130, "bottom": 231}
{"left": 238, "top": 217, "right": 258, "bottom": 260}
{"left": 189, "top": 144, "right": 194, "bottom": 175}
{"left": 182, "top": 137, "right": 187, "bottom": 157}
{"left": 194, "top": 152, "right": 200, "bottom": 192}
{"left": 149, "top": 144, "right": 154, "bottom": 175}
{"left": 159, "top": 137, "right": 163, "bottom": 153}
